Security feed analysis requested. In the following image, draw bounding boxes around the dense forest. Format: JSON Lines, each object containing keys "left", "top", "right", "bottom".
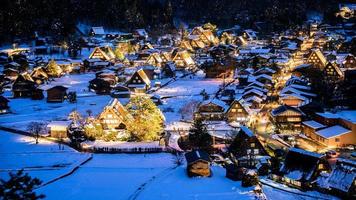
{"left": 0, "top": 0, "right": 351, "bottom": 43}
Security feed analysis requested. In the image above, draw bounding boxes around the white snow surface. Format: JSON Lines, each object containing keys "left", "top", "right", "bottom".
{"left": 0, "top": 130, "right": 90, "bottom": 184}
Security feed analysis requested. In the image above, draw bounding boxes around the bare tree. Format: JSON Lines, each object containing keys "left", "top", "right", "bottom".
{"left": 179, "top": 100, "right": 199, "bottom": 120}
{"left": 27, "top": 122, "right": 45, "bottom": 144}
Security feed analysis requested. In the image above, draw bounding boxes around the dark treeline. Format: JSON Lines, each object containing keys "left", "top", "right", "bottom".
{"left": 0, "top": 0, "right": 347, "bottom": 43}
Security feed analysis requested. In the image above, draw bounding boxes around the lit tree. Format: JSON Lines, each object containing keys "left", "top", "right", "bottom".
{"left": 27, "top": 122, "right": 45, "bottom": 144}
{"left": 114, "top": 48, "right": 125, "bottom": 61}
{"left": 0, "top": 170, "right": 45, "bottom": 199}
{"left": 68, "top": 109, "right": 82, "bottom": 125}
{"left": 125, "top": 96, "right": 164, "bottom": 141}
{"left": 46, "top": 60, "right": 62, "bottom": 77}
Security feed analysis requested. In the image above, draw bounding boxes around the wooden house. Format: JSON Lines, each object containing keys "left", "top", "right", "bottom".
{"left": 32, "top": 88, "right": 44, "bottom": 100}
{"left": 280, "top": 93, "right": 308, "bottom": 107}
{"left": 126, "top": 69, "right": 151, "bottom": 93}
{"left": 327, "top": 159, "right": 356, "bottom": 198}
{"left": 89, "top": 27, "right": 105, "bottom": 37}
{"left": 190, "top": 27, "right": 218, "bottom": 46}
{"left": 314, "top": 125, "right": 353, "bottom": 148}
{"left": 146, "top": 52, "right": 163, "bottom": 67}
{"left": 12, "top": 74, "right": 36, "bottom": 98}
{"left": 0, "top": 96, "right": 10, "bottom": 114}
{"left": 4, "top": 62, "right": 20, "bottom": 70}
{"left": 220, "top": 32, "right": 235, "bottom": 45}
{"left": 140, "top": 43, "right": 154, "bottom": 51}
{"left": 323, "top": 62, "right": 344, "bottom": 83}
{"left": 307, "top": 49, "right": 327, "bottom": 70}
{"left": 270, "top": 105, "right": 304, "bottom": 130}
{"left": 179, "top": 40, "right": 194, "bottom": 52}
{"left": 203, "top": 61, "right": 235, "bottom": 79}
{"left": 89, "top": 78, "right": 112, "bottom": 95}
{"left": 96, "top": 98, "right": 131, "bottom": 130}
{"left": 161, "top": 62, "right": 176, "bottom": 78}
{"left": 194, "top": 99, "right": 228, "bottom": 121}
{"left": 88, "top": 46, "right": 116, "bottom": 61}
{"left": 302, "top": 120, "right": 326, "bottom": 137}
{"left": 160, "top": 52, "right": 172, "bottom": 63}
{"left": 231, "top": 126, "right": 267, "bottom": 168}
{"left": 83, "top": 59, "right": 110, "bottom": 72}
{"left": 343, "top": 54, "right": 356, "bottom": 69}
{"left": 47, "top": 121, "right": 71, "bottom": 138}
{"left": 172, "top": 50, "right": 195, "bottom": 69}
{"left": 185, "top": 150, "right": 211, "bottom": 177}
{"left": 133, "top": 29, "right": 148, "bottom": 40}
{"left": 3, "top": 68, "right": 19, "bottom": 81}
{"left": 242, "top": 29, "right": 258, "bottom": 41}
{"left": 271, "top": 148, "right": 330, "bottom": 190}
{"left": 46, "top": 85, "right": 68, "bottom": 103}
{"left": 111, "top": 85, "right": 131, "bottom": 98}
{"left": 189, "top": 36, "right": 206, "bottom": 49}
{"left": 31, "top": 67, "right": 48, "bottom": 84}
{"left": 226, "top": 99, "right": 250, "bottom": 123}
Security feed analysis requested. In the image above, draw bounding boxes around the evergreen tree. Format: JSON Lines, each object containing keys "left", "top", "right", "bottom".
{"left": 68, "top": 125, "right": 87, "bottom": 148}
{"left": 0, "top": 170, "right": 45, "bottom": 199}
{"left": 188, "top": 118, "right": 212, "bottom": 151}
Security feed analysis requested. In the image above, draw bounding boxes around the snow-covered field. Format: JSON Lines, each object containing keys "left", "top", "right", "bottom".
{"left": 0, "top": 130, "right": 339, "bottom": 200}
{"left": 0, "top": 130, "right": 90, "bottom": 184}
{"left": 40, "top": 73, "right": 96, "bottom": 96}
{"left": 155, "top": 75, "right": 223, "bottom": 123}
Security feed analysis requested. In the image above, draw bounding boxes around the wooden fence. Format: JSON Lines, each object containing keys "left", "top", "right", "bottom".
{"left": 83, "top": 146, "right": 179, "bottom": 154}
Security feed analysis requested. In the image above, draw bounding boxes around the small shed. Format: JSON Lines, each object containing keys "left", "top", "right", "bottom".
{"left": 47, "top": 85, "right": 68, "bottom": 102}
{"left": 47, "top": 121, "right": 71, "bottom": 138}
{"left": 185, "top": 150, "right": 211, "bottom": 177}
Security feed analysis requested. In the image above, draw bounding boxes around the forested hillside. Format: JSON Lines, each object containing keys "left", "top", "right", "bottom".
{"left": 0, "top": 0, "right": 349, "bottom": 43}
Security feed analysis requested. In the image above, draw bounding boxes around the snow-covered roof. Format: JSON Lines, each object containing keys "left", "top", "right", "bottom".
{"left": 316, "top": 110, "right": 356, "bottom": 123}
{"left": 240, "top": 126, "right": 254, "bottom": 137}
{"left": 302, "top": 120, "right": 326, "bottom": 130}
{"left": 91, "top": 27, "right": 105, "bottom": 35}
{"left": 316, "top": 125, "right": 351, "bottom": 139}
{"left": 328, "top": 158, "right": 356, "bottom": 192}
{"left": 289, "top": 147, "right": 322, "bottom": 158}
{"left": 201, "top": 98, "right": 229, "bottom": 112}
{"left": 47, "top": 121, "right": 72, "bottom": 128}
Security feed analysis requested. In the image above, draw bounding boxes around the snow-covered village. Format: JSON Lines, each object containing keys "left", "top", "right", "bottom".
{"left": 0, "top": 1, "right": 356, "bottom": 200}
